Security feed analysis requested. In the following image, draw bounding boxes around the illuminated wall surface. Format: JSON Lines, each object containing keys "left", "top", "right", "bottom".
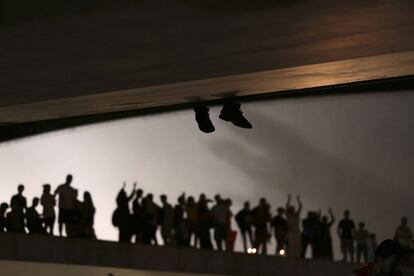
{"left": 1, "top": 91, "right": 414, "bottom": 258}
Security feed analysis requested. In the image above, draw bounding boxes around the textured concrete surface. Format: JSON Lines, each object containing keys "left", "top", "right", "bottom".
{"left": 1, "top": 0, "right": 414, "bottom": 108}
{"left": 0, "top": 234, "right": 413, "bottom": 275}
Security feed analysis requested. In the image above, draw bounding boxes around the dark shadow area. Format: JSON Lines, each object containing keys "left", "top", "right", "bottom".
{"left": 0, "top": 0, "right": 142, "bottom": 26}
{"left": 176, "top": 0, "right": 397, "bottom": 14}
{"left": 176, "top": 0, "right": 308, "bottom": 14}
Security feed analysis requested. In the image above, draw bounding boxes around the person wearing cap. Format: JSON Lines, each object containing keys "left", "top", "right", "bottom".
{"left": 351, "top": 239, "right": 404, "bottom": 276}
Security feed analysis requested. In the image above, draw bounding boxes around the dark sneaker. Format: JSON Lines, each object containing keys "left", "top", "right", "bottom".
{"left": 194, "top": 105, "right": 215, "bottom": 133}
{"left": 219, "top": 103, "right": 252, "bottom": 129}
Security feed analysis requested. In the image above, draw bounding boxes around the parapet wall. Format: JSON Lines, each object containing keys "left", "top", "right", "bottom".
{"left": 1, "top": 234, "right": 413, "bottom": 275}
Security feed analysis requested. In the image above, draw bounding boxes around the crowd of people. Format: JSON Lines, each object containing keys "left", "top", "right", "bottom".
{"left": 0, "top": 175, "right": 96, "bottom": 239}
{"left": 0, "top": 174, "right": 413, "bottom": 265}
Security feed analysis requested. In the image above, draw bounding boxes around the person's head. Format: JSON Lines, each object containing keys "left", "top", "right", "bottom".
{"left": 32, "top": 197, "right": 39, "bottom": 207}
{"left": 0, "top": 203, "right": 9, "bottom": 214}
{"left": 187, "top": 196, "right": 195, "bottom": 205}
{"left": 178, "top": 194, "right": 186, "bottom": 205}
{"left": 287, "top": 206, "right": 295, "bottom": 214}
{"left": 84, "top": 191, "right": 93, "bottom": 205}
{"left": 147, "top": 193, "right": 153, "bottom": 202}
{"left": 199, "top": 193, "right": 206, "bottom": 202}
{"left": 136, "top": 189, "right": 143, "bottom": 199}
{"left": 307, "top": 211, "right": 313, "bottom": 218}
{"left": 214, "top": 194, "right": 221, "bottom": 203}
{"left": 160, "top": 194, "right": 167, "bottom": 204}
{"left": 259, "top": 197, "right": 267, "bottom": 206}
{"left": 359, "top": 222, "right": 365, "bottom": 230}
{"left": 244, "top": 201, "right": 250, "bottom": 210}
{"left": 17, "top": 184, "right": 24, "bottom": 194}
{"left": 375, "top": 239, "right": 404, "bottom": 275}
{"left": 344, "top": 210, "right": 350, "bottom": 219}
{"left": 322, "top": 216, "right": 328, "bottom": 223}
{"left": 43, "top": 184, "right": 51, "bottom": 194}
{"left": 66, "top": 174, "right": 73, "bottom": 185}
{"left": 116, "top": 189, "right": 127, "bottom": 206}
{"left": 277, "top": 207, "right": 285, "bottom": 216}
{"left": 401, "top": 217, "right": 408, "bottom": 226}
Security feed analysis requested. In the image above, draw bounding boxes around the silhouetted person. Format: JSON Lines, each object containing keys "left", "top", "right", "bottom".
{"left": 10, "top": 184, "right": 27, "bottom": 216}
{"left": 132, "top": 189, "right": 144, "bottom": 243}
{"left": 271, "top": 207, "right": 287, "bottom": 256}
{"left": 285, "top": 194, "right": 302, "bottom": 257}
{"left": 68, "top": 189, "right": 83, "bottom": 237}
{"left": 54, "top": 174, "right": 77, "bottom": 237}
{"left": 112, "top": 182, "right": 135, "bottom": 242}
{"left": 159, "top": 194, "right": 174, "bottom": 245}
{"left": 355, "top": 222, "right": 369, "bottom": 263}
{"left": 352, "top": 239, "right": 404, "bottom": 276}
{"left": 312, "top": 210, "right": 324, "bottom": 258}
{"left": 301, "top": 211, "right": 319, "bottom": 258}
{"left": 174, "top": 193, "right": 189, "bottom": 246}
{"left": 236, "top": 201, "right": 253, "bottom": 252}
{"left": 0, "top": 203, "right": 9, "bottom": 233}
{"left": 41, "top": 184, "right": 56, "bottom": 235}
{"left": 211, "top": 194, "right": 230, "bottom": 251}
{"left": 394, "top": 217, "right": 412, "bottom": 250}
{"left": 367, "top": 233, "right": 378, "bottom": 263}
{"left": 252, "top": 198, "right": 271, "bottom": 255}
{"left": 338, "top": 209, "right": 356, "bottom": 262}
{"left": 198, "top": 197, "right": 213, "bottom": 250}
{"left": 26, "top": 197, "right": 45, "bottom": 234}
{"left": 6, "top": 203, "right": 26, "bottom": 233}
{"left": 319, "top": 209, "right": 335, "bottom": 260}
{"left": 225, "top": 199, "right": 236, "bottom": 252}
{"left": 187, "top": 196, "right": 199, "bottom": 247}
{"left": 142, "top": 193, "right": 159, "bottom": 245}
{"left": 79, "top": 191, "right": 96, "bottom": 239}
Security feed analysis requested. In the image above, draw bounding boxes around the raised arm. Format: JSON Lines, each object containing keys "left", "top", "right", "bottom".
{"left": 328, "top": 208, "right": 335, "bottom": 226}
{"left": 296, "top": 195, "right": 302, "bottom": 216}
{"left": 53, "top": 185, "right": 59, "bottom": 198}
{"left": 286, "top": 194, "right": 292, "bottom": 210}
{"left": 128, "top": 182, "right": 137, "bottom": 201}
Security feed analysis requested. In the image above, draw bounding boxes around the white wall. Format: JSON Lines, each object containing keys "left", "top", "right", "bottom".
{"left": 1, "top": 90, "right": 413, "bottom": 258}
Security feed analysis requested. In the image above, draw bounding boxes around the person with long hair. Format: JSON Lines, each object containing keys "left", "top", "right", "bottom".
{"left": 79, "top": 191, "right": 96, "bottom": 239}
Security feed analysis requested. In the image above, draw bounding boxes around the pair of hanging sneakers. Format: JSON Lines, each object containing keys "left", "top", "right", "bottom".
{"left": 194, "top": 103, "right": 252, "bottom": 133}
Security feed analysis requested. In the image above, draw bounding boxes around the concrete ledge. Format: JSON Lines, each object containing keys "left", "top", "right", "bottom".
{"left": 1, "top": 234, "right": 413, "bottom": 275}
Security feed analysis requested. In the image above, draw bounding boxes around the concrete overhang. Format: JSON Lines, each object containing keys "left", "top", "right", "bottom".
{"left": 1, "top": 0, "right": 414, "bottom": 140}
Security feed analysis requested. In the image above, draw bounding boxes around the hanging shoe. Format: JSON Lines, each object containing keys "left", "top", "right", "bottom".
{"left": 219, "top": 103, "right": 252, "bottom": 129}
{"left": 194, "top": 105, "right": 215, "bottom": 133}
